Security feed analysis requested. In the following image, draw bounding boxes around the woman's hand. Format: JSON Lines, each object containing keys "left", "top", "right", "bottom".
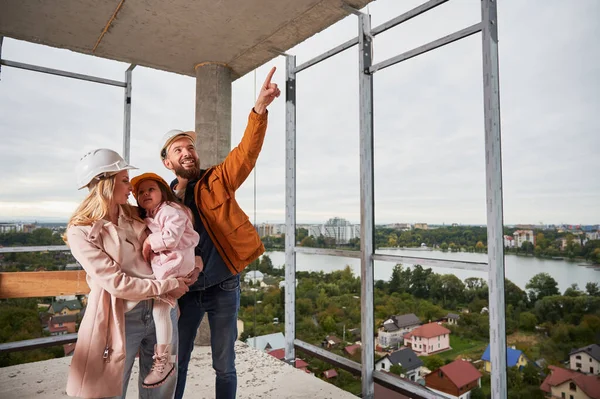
{"left": 168, "top": 277, "right": 190, "bottom": 299}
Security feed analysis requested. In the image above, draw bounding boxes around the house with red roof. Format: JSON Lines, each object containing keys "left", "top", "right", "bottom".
{"left": 267, "top": 348, "right": 285, "bottom": 361}
{"left": 540, "top": 366, "right": 600, "bottom": 399}
{"left": 323, "top": 369, "right": 338, "bottom": 379}
{"left": 404, "top": 322, "right": 450, "bottom": 356}
{"left": 345, "top": 344, "right": 362, "bottom": 357}
{"left": 424, "top": 360, "right": 482, "bottom": 399}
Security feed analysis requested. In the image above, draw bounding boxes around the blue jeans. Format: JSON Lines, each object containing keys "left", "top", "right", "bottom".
{"left": 175, "top": 275, "right": 240, "bottom": 399}
{"left": 107, "top": 300, "right": 178, "bottom": 399}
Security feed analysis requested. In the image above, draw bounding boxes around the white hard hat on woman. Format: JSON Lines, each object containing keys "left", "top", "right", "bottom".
{"left": 76, "top": 148, "right": 137, "bottom": 190}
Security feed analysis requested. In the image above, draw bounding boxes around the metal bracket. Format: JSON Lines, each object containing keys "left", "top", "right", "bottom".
{"left": 341, "top": 1, "right": 363, "bottom": 16}
{"left": 268, "top": 47, "right": 289, "bottom": 57}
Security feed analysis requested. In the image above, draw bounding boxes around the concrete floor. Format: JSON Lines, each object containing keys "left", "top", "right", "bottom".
{"left": 0, "top": 342, "right": 356, "bottom": 398}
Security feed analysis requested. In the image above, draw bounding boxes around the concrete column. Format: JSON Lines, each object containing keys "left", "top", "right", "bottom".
{"left": 193, "top": 62, "right": 233, "bottom": 346}
{"left": 195, "top": 62, "right": 232, "bottom": 169}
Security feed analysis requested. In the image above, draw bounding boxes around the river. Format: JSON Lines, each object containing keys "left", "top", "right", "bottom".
{"left": 262, "top": 248, "right": 599, "bottom": 292}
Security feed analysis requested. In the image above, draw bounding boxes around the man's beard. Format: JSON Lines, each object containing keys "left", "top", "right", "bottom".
{"left": 174, "top": 159, "right": 201, "bottom": 180}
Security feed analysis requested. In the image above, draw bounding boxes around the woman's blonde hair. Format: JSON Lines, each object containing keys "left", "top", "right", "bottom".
{"left": 63, "top": 174, "right": 142, "bottom": 242}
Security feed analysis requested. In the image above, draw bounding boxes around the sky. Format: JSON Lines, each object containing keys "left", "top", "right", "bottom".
{"left": 0, "top": 0, "right": 598, "bottom": 226}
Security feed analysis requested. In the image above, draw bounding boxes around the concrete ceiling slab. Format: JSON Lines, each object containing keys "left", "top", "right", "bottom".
{"left": 0, "top": 0, "right": 373, "bottom": 79}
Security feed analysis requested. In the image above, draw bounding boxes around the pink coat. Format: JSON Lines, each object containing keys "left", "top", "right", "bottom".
{"left": 145, "top": 202, "right": 200, "bottom": 280}
{"left": 65, "top": 208, "right": 180, "bottom": 398}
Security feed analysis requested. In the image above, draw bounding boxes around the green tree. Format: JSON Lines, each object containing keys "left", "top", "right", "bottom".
{"left": 389, "top": 364, "right": 405, "bottom": 376}
{"left": 586, "top": 282, "right": 600, "bottom": 297}
{"left": 526, "top": 273, "right": 559, "bottom": 302}
{"left": 422, "top": 355, "right": 444, "bottom": 371}
{"left": 563, "top": 283, "right": 584, "bottom": 297}
{"left": 519, "top": 312, "right": 538, "bottom": 331}
{"left": 470, "top": 387, "right": 485, "bottom": 399}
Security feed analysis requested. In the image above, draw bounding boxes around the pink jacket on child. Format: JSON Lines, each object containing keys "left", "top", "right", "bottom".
{"left": 145, "top": 202, "right": 200, "bottom": 280}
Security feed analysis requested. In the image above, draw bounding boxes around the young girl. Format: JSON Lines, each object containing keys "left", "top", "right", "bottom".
{"left": 130, "top": 172, "right": 202, "bottom": 388}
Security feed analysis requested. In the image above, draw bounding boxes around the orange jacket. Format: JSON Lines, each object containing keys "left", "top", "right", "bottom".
{"left": 193, "top": 110, "right": 267, "bottom": 275}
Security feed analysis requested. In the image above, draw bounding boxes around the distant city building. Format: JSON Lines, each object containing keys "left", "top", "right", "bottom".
{"left": 503, "top": 235, "right": 515, "bottom": 248}
{"left": 308, "top": 217, "right": 360, "bottom": 245}
{"left": 513, "top": 230, "right": 535, "bottom": 248}
{"left": 257, "top": 223, "right": 284, "bottom": 237}
{"left": 0, "top": 223, "right": 21, "bottom": 233}
{"left": 414, "top": 223, "right": 428, "bottom": 230}
{"left": 386, "top": 223, "right": 412, "bottom": 231}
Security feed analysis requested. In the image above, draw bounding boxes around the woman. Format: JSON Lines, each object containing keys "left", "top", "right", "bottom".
{"left": 64, "top": 148, "right": 189, "bottom": 399}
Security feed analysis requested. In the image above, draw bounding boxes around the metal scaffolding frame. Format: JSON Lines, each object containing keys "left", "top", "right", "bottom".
{"left": 0, "top": 36, "right": 136, "bottom": 162}
{"left": 285, "top": 0, "right": 507, "bottom": 398}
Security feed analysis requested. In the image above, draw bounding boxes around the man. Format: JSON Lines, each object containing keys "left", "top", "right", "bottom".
{"left": 160, "top": 67, "right": 280, "bottom": 399}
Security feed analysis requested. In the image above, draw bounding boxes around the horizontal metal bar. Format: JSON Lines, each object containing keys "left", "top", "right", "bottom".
{"left": 294, "top": 247, "right": 361, "bottom": 258}
{"left": 0, "top": 59, "right": 126, "bottom": 87}
{"left": 294, "top": 339, "right": 444, "bottom": 399}
{"left": 294, "top": 36, "right": 358, "bottom": 73}
{"left": 372, "top": 253, "right": 488, "bottom": 272}
{"left": 373, "top": 370, "right": 446, "bottom": 399}
{"left": 0, "top": 245, "right": 69, "bottom": 253}
{"left": 371, "top": 0, "right": 449, "bottom": 36}
{"left": 370, "top": 22, "right": 482, "bottom": 73}
{"left": 293, "top": 0, "right": 449, "bottom": 73}
{"left": 294, "top": 339, "right": 361, "bottom": 375}
{"left": 0, "top": 333, "right": 77, "bottom": 354}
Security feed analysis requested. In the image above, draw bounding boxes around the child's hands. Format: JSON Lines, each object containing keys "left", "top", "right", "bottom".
{"left": 142, "top": 238, "right": 152, "bottom": 262}
{"left": 182, "top": 257, "right": 203, "bottom": 286}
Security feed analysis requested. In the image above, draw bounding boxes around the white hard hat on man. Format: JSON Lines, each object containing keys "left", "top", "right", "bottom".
{"left": 159, "top": 130, "right": 196, "bottom": 160}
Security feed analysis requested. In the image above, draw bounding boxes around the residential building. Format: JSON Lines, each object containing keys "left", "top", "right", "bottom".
{"left": 586, "top": 231, "right": 600, "bottom": 241}
{"left": 377, "top": 313, "right": 421, "bottom": 348}
{"left": 443, "top": 313, "right": 460, "bottom": 326}
{"left": 481, "top": 344, "right": 529, "bottom": 372}
{"left": 323, "top": 369, "right": 338, "bottom": 379}
{"left": 308, "top": 217, "right": 360, "bottom": 245}
{"left": 244, "top": 270, "right": 264, "bottom": 284}
{"left": 404, "top": 323, "right": 450, "bottom": 356}
{"left": 414, "top": 223, "right": 428, "bottom": 230}
{"left": 245, "top": 332, "right": 285, "bottom": 352}
{"left": 503, "top": 235, "right": 515, "bottom": 248}
{"left": 49, "top": 299, "right": 82, "bottom": 315}
{"left": 513, "top": 230, "right": 535, "bottom": 248}
{"left": 375, "top": 347, "right": 423, "bottom": 382}
{"left": 48, "top": 314, "right": 77, "bottom": 335}
{"left": 322, "top": 335, "right": 342, "bottom": 349}
{"left": 344, "top": 344, "right": 361, "bottom": 357}
{"left": 0, "top": 223, "right": 21, "bottom": 233}
{"left": 424, "top": 360, "right": 482, "bottom": 399}
{"left": 540, "top": 366, "right": 600, "bottom": 399}
{"left": 267, "top": 348, "right": 285, "bottom": 360}
{"left": 570, "top": 344, "right": 600, "bottom": 375}
{"left": 257, "top": 223, "right": 284, "bottom": 237}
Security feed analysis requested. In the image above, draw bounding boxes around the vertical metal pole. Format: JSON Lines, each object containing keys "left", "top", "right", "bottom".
{"left": 284, "top": 55, "right": 297, "bottom": 364}
{"left": 0, "top": 36, "right": 4, "bottom": 80}
{"left": 122, "top": 64, "right": 135, "bottom": 162}
{"left": 358, "top": 12, "right": 375, "bottom": 399}
{"left": 481, "top": 1, "right": 507, "bottom": 398}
